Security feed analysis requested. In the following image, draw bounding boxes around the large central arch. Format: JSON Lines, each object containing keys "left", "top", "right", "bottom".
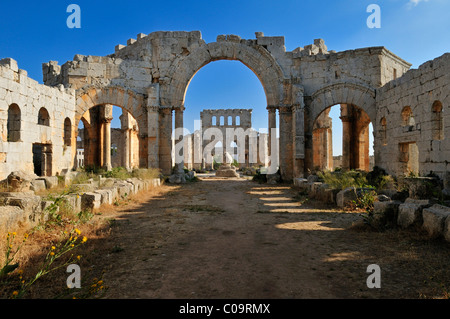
{"left": 157, "top": 38, "right": 298, "bottom": 179}
{"left": 160, "top": 39, "right": 287, "bottom": 108}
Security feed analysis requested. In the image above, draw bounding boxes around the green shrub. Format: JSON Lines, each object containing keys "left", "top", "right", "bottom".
{"left": 131, "top": 168, "right": 160, "bottom": 180}
{"left": 104, "top": 167, "right": 131, "bottom": 180}
{"left": 317, "top": 170, "right": 368, "bottom": 190}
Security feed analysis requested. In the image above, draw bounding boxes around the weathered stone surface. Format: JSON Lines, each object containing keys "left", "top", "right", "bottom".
{"left": 5, "top": 171, "right": 38, "bottom": 192}
{"left": 70, "top": 184, "right": 94, "bottom": 193}
{"left": 39, "top": 176, "right": 59, "bottom": 189}
{"left": 168, "top": 173, "right": 187, "bottom": 183}
{"left": 81, "top": 192, "right": 102, "bottom": 211}
{"left": 30, "top": 179, "right": 46, "bottom": 192}
{"left": 397, "top": 198, "right": 432, "bottom": 228}
{"left": 0, "top": 206, "right": 26, "bottom": 234}
{"left": 215, "top": 165, "right": 239, "bottom": 178}
{"left": 94, "top": 189, "right": 114, "bottom": 205}
{"left": 422, "top": 204, "right": 450, "bottom": 238}
{"left": 372, "top": 200, "right": 402, "bottom": 228}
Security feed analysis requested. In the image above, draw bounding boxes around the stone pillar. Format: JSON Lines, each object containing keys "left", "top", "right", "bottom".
{"left": 101, "top": 105, "right": 113, "bottom": 171}
{"left": 147, "top": 85, "right": 160, "bottom": 170}
{"left": 159, "top": 107, "right": 173, "bottom": 175}
{"left": 267, "top": 107, "right": 277, "bottom": 158}
{"left": 174, "top": 106, "right": 185, "bottom": 173}
{"left": 293, "top": 105, "right": 305, "bottom": 177}
{"left": 278, "top": 106, "right": 294, "bottom": 182}
{"left": 124, "top": 129, "right": 131, "bottom": 170}
{"left": 120, "top": 110, "right": 131, "bottom": 170}
{"left": 340, "top": 104, "right": 352, "bottom": 171}
{"left": 103, "top": 118, "right": 112, "bottom": 171}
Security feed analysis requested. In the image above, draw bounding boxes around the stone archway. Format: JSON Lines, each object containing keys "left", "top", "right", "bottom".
{"left": 157, "top": 38, "right": 295, "bottom": 178}
{"left": 160, "top": 39, "right": 287, "bottom": 109}
{"left": 75, "top": 85, "right": 147, "bottom": 170}
{"left": 309, "top": 82, "right": 376, "bottom": 127}
{"left": 307, "top": 82, "right": 376, "bottom": 173}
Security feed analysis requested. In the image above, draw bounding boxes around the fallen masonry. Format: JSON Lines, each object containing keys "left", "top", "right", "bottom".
{"left": 0, "top": 170, "right": 160, "bottom": 234}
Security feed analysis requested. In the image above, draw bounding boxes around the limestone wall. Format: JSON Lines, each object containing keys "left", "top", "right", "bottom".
{"left": 0, "top": 58, "right": 76, "bottom": 180}
{"left": 376, "top": 53, "right": 450, "bottom": 178}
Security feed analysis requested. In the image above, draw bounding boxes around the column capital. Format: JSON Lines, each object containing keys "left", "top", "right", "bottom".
{"left": 159, "top": 107, "right": 173, "bottom": 115}
{"left": 146, "top": 105, "right": 160, "bottom": 112}
{"left": 173, "top": 106, "right": 185, "bottom": 112}
{"left": 291, "top": 104, "right": 304, "bottom": 111}
{"left": 339, "top": 115, "right": 352, "bottom": 122}
{"left": 278, "top": 105, "right": 292, "bottom": 113}
{"left": 267, "top": 106, "right": 278, "bottom": 113}
{"left": 102, "top": 117, "right": 113, "bottom": 124}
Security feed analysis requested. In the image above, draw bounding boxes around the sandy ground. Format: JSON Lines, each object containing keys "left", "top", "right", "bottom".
{"left": 78, "top": 175, "right": 450, "bottom": 299}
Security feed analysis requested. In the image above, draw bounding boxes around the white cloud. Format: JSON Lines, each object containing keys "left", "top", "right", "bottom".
{"left": 409, "top": 0, "right": 430, "bottom": 6}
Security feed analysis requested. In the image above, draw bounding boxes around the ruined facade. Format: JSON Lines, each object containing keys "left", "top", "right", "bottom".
{"left": 0, "top": 31, "right": 448, "bottom": 182}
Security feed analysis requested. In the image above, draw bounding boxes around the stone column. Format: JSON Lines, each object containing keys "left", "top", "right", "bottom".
{"left": 103, "top": 117, "right": 112, "bottom": 171}
{"left": 278, "top": 106, "right": 294, "bottom": 182}
{"left": 292, "top": 104, "right": 305, "bottom": 177}
{"left": 120, "top": 110, "right": 131, "bottom": 170}
{"left": 146, "top": 85, "right": 160, "bottom": 169}
{"left": 340, "top": 104, "right": 353, "bottom": 171}
{"left": 159, "top": 107, "right": 173, "bottom": 175}
{"left": 267, "top": 106, "right": 277, "bottom": 158}
{"left": 174, "top": 106, "right": 185, "bottom": 173}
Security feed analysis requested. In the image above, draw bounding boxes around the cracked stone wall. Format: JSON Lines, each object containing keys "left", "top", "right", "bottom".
{"left": 376, "top": 53, "right": 450, "bottom": 178}
{"left": 0, "top": 58, "right": 76, "bottom": 180}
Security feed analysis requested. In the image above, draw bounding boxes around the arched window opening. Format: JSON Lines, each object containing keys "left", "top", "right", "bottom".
{"left": 380, "top": 117, "right": 387, "bottom": 146}
{"left": 38, "top": 107, "right": 50, "bottom": 126}
{"left": 432, "top": 100, "right": 444, "bottom": 140}
{"left": 7, "top": 104, "right": 21, "bottom": 142}
{"left": 64, "top": 117, "right": 72, "bottom": 146}
{"left": 401, "top": 106, "right": 415, "bottom": 127}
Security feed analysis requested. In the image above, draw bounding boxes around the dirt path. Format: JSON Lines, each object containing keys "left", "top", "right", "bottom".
{"left": 89, "top": 176, "right": 449, "bottom": 299}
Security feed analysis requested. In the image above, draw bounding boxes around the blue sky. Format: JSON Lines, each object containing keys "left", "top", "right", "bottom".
{"left": 1, "top": 0, "right": 449, "bottom": 155}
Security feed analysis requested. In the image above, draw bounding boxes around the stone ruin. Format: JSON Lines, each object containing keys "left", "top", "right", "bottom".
{"left": 0, "top": 30, "right": 449, "bottom": 237}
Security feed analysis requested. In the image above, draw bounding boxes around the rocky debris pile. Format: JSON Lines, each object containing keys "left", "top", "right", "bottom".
{"left": 215, "top": 164, "right": 239, "bottom": 178}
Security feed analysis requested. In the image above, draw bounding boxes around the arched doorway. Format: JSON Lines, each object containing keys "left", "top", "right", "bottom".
{"left": 312, "top": 104, "right": 374, "bottom": 172}
{"left": 76, "top": 104, "right": 141, "bottom": 171}
{"left": 160, "top": 40, "right": 287, "bottom": 177}
{"left": 74, "top": 86, "right": 147, "bottom": 171}
{"left": 183, "top": 60, "right": 269, "bottom": 171}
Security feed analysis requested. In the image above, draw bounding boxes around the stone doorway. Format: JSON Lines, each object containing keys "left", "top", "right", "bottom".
{"left": 32, "top": 143, "right": 52, "bottom": 177}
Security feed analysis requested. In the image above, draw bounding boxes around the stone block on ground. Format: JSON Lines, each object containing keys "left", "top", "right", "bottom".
{"left": 81, "top": 192, "right": 102, "bottom": 211}
{"left": 0, "top": 206, "right": 26, "bottom": 234}
{"left": 216, "top": 165, "right": 240, "bottom": 178}
{"left": 94, "top": 189, "right": 114, "bottom": 205}
{"left": 372, "top": 200, "right": 402, "bottom": 228}
{"left": 5, "top": 170, "right": 39, "bottom": 192}
{"left": 422, "top": 204, "right": 450, "bottom": 238}
{"left": 397, "top": 198, "right": 432, "bottom": 228}
{"left": 39, "top": 176, "right": 59, "bottom": 189}
{"left": 30, "top": 179, "right": 46, "bottom": 192}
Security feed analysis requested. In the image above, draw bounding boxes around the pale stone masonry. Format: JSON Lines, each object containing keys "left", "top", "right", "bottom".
{"left": 0, "top": 31, "right": 448, "bottom": 182}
